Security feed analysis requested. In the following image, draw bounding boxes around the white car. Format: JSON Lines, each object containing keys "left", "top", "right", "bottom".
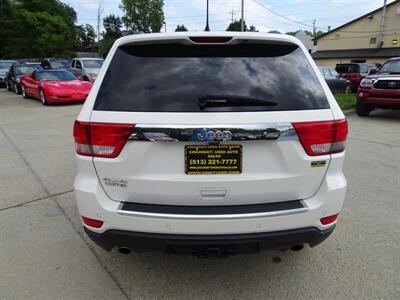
{"left": 73, "top": 32, "right": 347, "bottom": 256}
{"left": 70, "top": 58, "right": 104, "bottom": 83}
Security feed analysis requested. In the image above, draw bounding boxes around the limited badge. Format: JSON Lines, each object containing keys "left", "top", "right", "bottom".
{"left": 103, "top": 178, "right": 128, "bottom": 188}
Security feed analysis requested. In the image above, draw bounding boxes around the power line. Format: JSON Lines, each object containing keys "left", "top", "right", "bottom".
{"left": 252, "top": 0, "right": 400, "bottom": 34}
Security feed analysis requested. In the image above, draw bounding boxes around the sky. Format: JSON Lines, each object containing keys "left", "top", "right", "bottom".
{"left": 63, "top": 0, "right": 395, "bottom": 34}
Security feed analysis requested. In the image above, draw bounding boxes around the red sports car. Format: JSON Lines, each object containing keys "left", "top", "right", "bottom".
{"left": 20, "top": 70, "right": 92, "bottom": 105}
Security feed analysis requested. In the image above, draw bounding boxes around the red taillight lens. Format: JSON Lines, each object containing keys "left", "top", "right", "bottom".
{"left": 292, "top": 119, "right": 348, "bottom": 156}
{"left": 81, "top": 216, "right": 104, "bottom": 228}
{"left": 73, "top": 121, "right": 134, "bottom": 158}
{"left": 320, "top": 213, "right": 339, "bottom": 225}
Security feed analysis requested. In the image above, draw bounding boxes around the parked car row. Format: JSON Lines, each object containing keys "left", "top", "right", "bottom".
{"left": 0, "top": 57, "right": 102, "bottom": 105}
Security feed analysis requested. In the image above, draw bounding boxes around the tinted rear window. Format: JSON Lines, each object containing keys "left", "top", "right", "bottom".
{"left": 94, "top": 43, "right": 329, "bottom": 112}
{"left": 336, "top": 64, "right": 360, "bottom": 73}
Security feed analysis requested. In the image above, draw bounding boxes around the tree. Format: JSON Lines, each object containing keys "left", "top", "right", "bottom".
{"left": 74, "top": 24, "right": 95, "bottom": 51}
{"left": 103, "top": 14, "right": 122, "bottom": 36}
{"left": 120, "top": 0, "right": 164, "bottom": 33}
{"left": 226, "top": 20, "right": 258, "bottom": 32}
{"left": 3, "top": 0, "right": 77, "bottom": 58}
{"left": 226, "top": 20, "right": 245, "bottom": 32}
{"left": 248, "top": 25, "right": 258, "bottom": 32}
{"left": 0, "top": 0, "right": 14, "bottom": 57}
{"left": 99, "top": 15, "right": 122, "bottom": 57}
{"left": 175, "top": 24, "right": 188, "bottom": 32}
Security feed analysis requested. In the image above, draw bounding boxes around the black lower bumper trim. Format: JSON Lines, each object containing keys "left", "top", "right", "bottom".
{"left": 121, "top": 200, "right": 304, "bottom": 215}
{"left": 84, "top": 226, "right": 335, "bottom": 255}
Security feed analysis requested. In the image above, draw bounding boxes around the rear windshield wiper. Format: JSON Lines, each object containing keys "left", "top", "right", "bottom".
{"left": 198, "top": 94, "right": 277, "bottom": 110}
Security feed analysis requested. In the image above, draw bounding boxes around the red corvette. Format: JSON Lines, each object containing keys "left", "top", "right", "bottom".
{"left": 20, "top": 70, "right": 92, "bottom": 105}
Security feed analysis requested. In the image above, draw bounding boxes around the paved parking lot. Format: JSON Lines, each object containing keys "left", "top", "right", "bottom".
{"left": 0, "top": 89, "right": 399, "bottom": 299}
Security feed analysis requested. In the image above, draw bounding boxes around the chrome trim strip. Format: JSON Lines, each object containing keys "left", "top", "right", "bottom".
{"left": 116, "top": 206, "right": 308, "bottom": 220}
{"left": 128, "top": 123, "right": 298, "bottom": 142}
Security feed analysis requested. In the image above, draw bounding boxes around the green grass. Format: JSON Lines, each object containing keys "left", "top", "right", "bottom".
{"left": 334, "top": 93, "right": 356, "bottom": 110}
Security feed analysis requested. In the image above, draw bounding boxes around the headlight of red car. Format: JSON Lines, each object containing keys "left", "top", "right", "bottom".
{"left": 359, "top": 78, "right": 374, "bottom": 88}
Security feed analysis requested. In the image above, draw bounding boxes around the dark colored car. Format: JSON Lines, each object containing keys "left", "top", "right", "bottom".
{"left": 335, "top": 63, "right": 376, "bottom": 91}
{"left": 41, "top": 58, "right": 70, "bottom": 70}
{"left": 356, "top": 57, "right": 400, "bottom": 116}
{"left": 5, "top": 63, "right": 42, "bottom": 94}
{"left": 0, "top": 60, "right": 18, "bottom": 88}
{"left": 319, "top": 66, "right": 351, "bottom": 94}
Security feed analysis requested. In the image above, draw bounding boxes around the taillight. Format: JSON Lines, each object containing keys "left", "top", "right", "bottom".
{"left": 189, "top": 36, "right": 232, "bottom": 43}
{"left": 73, "top": 121, "right": 134, "bottom": 158}
{"left": 292, "top": 119, "right": 348, "bottom": 156}
{"left": 320, "top": 213, "right": 339, "bottom": 225}
{"left": 81, "top": 216, "right": 103, "bottom": 228}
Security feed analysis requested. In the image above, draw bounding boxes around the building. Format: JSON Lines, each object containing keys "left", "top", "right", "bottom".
{"left": 313, "top": 0, "right": 400, "bottom": 67}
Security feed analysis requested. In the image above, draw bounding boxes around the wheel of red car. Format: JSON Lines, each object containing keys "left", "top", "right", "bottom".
{"left": 21, "top": 85, "right": 28, "bottom": 98}
{"left": 40, "top": 89, "right": 48, "bottom": 105}
{"left": 356, "top": 101, "right": 372, "bottom": 117}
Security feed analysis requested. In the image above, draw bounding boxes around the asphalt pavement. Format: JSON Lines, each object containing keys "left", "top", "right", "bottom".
{"left": 0, "top": 89, "right": 399, "bottom": 299}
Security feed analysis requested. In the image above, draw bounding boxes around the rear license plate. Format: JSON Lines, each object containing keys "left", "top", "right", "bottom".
{"left": 185, "top": 145, "right": 242, "bottom": 175}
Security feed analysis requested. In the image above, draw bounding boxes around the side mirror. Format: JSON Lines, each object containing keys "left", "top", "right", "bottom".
{"left": 369, "top": 68, "right": 377, "bottom": 75}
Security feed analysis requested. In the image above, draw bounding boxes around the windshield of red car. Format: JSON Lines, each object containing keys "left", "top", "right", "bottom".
{"left": 36, "top": 71, "right": 76, "bottom": 81}
{"left": 379, "top": 60, "right": 400, "bottom": 74}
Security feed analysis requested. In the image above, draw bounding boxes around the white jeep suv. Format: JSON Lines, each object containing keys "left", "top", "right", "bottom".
{"left": 73, "top": 32, "right": 347, "bottom": 256}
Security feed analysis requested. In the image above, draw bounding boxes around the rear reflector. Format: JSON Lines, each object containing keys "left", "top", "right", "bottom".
{"left": 292, "top": 119, "right": 348, "bottom": 156}
{"left": 320, "top": 213, "right": 339, "bottom": 225}
{"left": 73, "top": 121, "right": 134, "bottom": 158}
{"left": 189, "top": 36, "right": 232, "bottom": 43}
{"left": 81, "top": 216, "right": 104, "bottom": 228}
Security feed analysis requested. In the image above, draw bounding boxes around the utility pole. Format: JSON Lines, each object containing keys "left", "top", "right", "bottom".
{"left": 205, "top": 0, "right": 210, "bottom": 31}
{"left": 230, "top": 8, "right": 236, "bottom": 24}
{"left": 378, "top": 0, "right": 388, "bottom": 48}
{"left": 312, "top": 19, "right": 316, "bottom": 37}
{"left": 96, "top": 1, "right": 103, "bottom": 43}
{"left": 241, "top": 0, "right": 244, "bottom": 32}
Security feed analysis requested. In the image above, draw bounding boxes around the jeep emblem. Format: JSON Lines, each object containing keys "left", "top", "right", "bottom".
{"left": 197, "top": 129, "right": 232, "bottom": 141}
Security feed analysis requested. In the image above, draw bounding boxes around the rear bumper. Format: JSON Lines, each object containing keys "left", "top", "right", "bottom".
{"left": 74, "top": 153, "right": 346, "bottom": 252}
{"left": 84, "top": 225, "right": 335, "bottom": 254}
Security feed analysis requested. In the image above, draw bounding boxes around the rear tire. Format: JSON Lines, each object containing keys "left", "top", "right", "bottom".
{"left": 6, "top": 80, "right": 11, "bottom": 91}
{"left": 40, "top": 89, "right": 48, "bottom": 105}
{"left": 21, "top": 85, "right": 28, "bottom": 98}
{"left": 356, "top": 101, "right": 372, "bottom": 117}
{"left": 14, "top": 83, "right": 20, "bottom": 95}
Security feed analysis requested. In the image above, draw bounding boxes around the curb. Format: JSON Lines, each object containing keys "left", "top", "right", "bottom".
{"left": 343, "top": 109, "right": 356, "bottom": 115}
